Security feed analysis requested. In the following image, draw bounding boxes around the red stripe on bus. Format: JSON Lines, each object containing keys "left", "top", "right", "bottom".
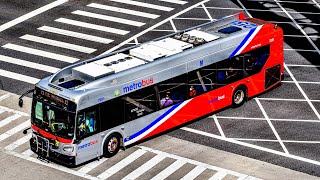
{"left": 31, "top": 124, "right": 72, "bottom": 143}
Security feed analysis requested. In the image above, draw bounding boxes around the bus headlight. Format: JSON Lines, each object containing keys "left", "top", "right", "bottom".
{"left": 63, "top": 146, "right": 74, "bottom": 152}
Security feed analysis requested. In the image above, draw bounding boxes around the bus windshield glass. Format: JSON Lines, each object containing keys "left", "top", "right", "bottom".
{"left": 31, "top": 87, "right": 76, "bottom": 139}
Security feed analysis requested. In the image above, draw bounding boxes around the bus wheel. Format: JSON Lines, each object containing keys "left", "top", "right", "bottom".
{"left": 232, "top": 86, "right": 246, "bottom": 108}
{"left": 104, "top": 134, "right": 121, "bottom": 157}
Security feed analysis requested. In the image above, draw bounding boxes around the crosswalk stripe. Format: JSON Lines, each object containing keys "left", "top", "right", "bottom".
{"left": 150, "top": 159, "right": 186, "bottom": 180}
{"left": 77, "top": 157, "right": 109, "bottom": 174}
{"left": 97, "top": 149, "right": 146, "bottom": 179}
{"left": 181, "top": 166, "right": 206, "bottom": 180}
{"left": 5, "top": 133, "right": 32, "bottom": 151}
{"left": 0, "top": 106, "right": 29, "bottom": 116}
{"left": 20, "top": 34, "right": 96, "bottom": 54}
{"left": 0, "top": 109, "right": 5, "bottom": 115}
{"left": 123, "top": 154, "right": 166, "bottom": 180}
{"left": 0, "top": 93, "right": 11, "bottom": 101}
{"left": 0, "top": 54, "right": 59, "bottom": 73}
{"left": 208, "top": 171, "right": 228, "bottom": 180}
{"left": 159, "top": 0, "right": 188, "bottom": 5}
{"left": 72, "top": 10, "right": 145, "bottom": 27}
{"left": 110, "top": 0, "right": 174, "bottom": 11}
{"left": 87, "top": 3, "right": 160, "bottom": 19}
{"left": 55, "top": 18, "right": 129, "bottom": 35}
{"left": 2, "top": 43, "right": 79, "bottom": 63}
{"left": 0, "top": 69, "right": 39, "bottom": 84}
{"left": 21, "top": 149, "right": 34, "bottom": 157}
{"left": 0, "top": 114, "right": 23, "bottom": 128}
{"left": 0, "top": 120, "right": 30, "bottom": 142}
{"left": 38, "top": 26, "right": 113, "bottom": 44}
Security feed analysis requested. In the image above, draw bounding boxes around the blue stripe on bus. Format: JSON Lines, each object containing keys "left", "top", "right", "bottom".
{"left": 229, "top": 27, "right": 257, "bottom": 58}
{"left": 124, "top": 102, "right": 182, "bottom": 143}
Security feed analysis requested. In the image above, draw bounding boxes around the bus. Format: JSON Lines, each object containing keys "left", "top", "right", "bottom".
{"left": 29, "top": 13, "right": 284, "bottom": 166}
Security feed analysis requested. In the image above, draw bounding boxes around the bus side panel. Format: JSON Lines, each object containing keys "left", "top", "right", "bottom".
{"left": 141, "top": 86, "right": 232, "bottom": 140}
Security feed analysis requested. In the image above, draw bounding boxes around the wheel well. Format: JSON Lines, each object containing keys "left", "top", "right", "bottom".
{"left": 101, "top": 132, "right": 124, "bottom": 154}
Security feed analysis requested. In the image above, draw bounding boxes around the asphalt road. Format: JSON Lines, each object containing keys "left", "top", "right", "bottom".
{"left": 0, "top": 0, "right": 319, "bottom": 178}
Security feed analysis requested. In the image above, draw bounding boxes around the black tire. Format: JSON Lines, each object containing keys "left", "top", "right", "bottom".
{"left": 103, "top": 133, "right": 121, "bottom": 158}
{"left": 232, "top": 86, "right": 247, "bottom": 108}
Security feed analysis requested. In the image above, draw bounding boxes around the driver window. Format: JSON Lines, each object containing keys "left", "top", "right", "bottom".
{"left": 77, "top": 109, "right": 97, "bottom": 138}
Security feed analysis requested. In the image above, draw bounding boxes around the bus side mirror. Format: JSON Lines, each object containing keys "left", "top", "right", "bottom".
{"left": 19, "top": 99, "right": 23, "bottom": 108}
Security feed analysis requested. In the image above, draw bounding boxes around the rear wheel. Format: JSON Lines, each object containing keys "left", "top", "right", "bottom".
{"left": 232, "top": 86, "right": 247, "bottom": 108}
{"left": 103, "top": 134, "right": 121, "bottom": 158}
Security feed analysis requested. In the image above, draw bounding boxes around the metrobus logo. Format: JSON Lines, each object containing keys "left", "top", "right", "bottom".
{"left": 123, "top": 78, "right": 154, "bottom": 93}
{"left": 78, "top": 140, "right": 98, "bottom": 150}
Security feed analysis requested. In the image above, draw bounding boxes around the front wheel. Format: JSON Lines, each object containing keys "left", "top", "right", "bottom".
{"left": 103, "top": 134, "right": 121, "bottom": 158}
{"left": 232, "top": 86, "right": 247, "bottom": 108}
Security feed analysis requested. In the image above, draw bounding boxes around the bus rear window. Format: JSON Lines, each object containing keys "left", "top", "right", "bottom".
{"left": 218, "top": 26, "right": 241, "bottom": 34}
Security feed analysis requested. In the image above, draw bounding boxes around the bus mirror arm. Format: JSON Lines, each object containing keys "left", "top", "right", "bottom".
{"left": 18, "top": 89, "right": 34, "bottom": 108}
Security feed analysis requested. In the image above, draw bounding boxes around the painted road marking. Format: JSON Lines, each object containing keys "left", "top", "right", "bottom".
{"left": 72, "top": 10, "right": 145, "bottom": 27}
{"left": 0, "top": 106, "right": 29, "bottom": 116}
{"left": 87, "top": 3, "right": 160, "bottom": 19}
{"left": 123, "top": 154, "right": 165, "bottom": 180}
{"left": 0, "top": 69, "right": 39, "bottom": 84}
{"left": 77, "top": 157, "right": 109, "bottom": 174}
{"left": 5, "top": 133, "right": 32, "bottom": 151}
{"left": 109, "top": 0, "right": 174, "bottom": 11}
{"left": 0, "top": 114, "right": 23, "bottom": 128}
{"left": 55, "top": 18, "right": 129, "bottom": 35}
{"left": 181, "top": 166, "right": 206, "bottom": 180}
{"left": 20, "top": 34, "right": 96, "bottom": 54}
{"left": 0, "top": 0, "right": 68, "bottom": 32}
{"left": 209, "top": 171, "right": 228, "bottom": 180}
{"left": 2, "top": 43, "right": 79, "bottom": 63}
{"left": 97, "top": 149, "right": 146, "bottom": 179}
{"left": 212, "top": 115, "right": 225, "bottom": 138}
{"left": 181, "top": 127, "right": 320, "bottom": 167}
{"left": 21, "top": 149, "right": 34, "bottom": 157}
{"left": 151, "top": 159, "right": 186, "bottom": 180}
{"left": 0, "top": 120, "right": 30, "bottom": 142}
{"left": 159, "top": 0, "right": 188, "bottom": 5}
{"left": 0, "top": 54, "right": 59, "bottom": 73}
{"left": 0, "top": 93, "right": 12, "bottom": 101}
{"left": 38, "top": 26, "right": 113, "bottom": 44}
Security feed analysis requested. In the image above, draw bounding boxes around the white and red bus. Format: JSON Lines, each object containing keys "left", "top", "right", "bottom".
{"left": 30, "top": 13, "right": 284, "bottom": 166}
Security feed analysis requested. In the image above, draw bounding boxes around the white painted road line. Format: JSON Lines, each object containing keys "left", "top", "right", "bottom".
{"left": 0, "top": 105, "right": 29, "bottom": 116}
{"left": 283, "top": 80, "right": 320, "bottom": 85}
{"left": 77, "top": 158, "right": 109, "bottom": 174}
{"left": 5, "top": 133, "right": 32, "bottom": 151}
{"left": 312, "top": 0, "right": 320, "bottom": 9}
{"left": 255, "top": 98, "right": 289, "bottom": 154}
{"left": 20, "top": 34, "right": 96, "bottom": 54}
{"left": 159, "top": 0, "right": 188, "bottom": 5}
{"left": 208, "top": 171, "right": 228, "bottom": 180}
{"left": 284, "top": 65, "right": 320, "bottom": 120}
{"left": 6, "top": 150, "right": 99, "bottom": 180}
{"left": 202, "top": 3, "right": 213, "bottom": 21}
{"left": 87, "top": 3, "right": 160, "bottom": 19}
{"left": 0, "top": 114, "right": 23, "bottom": 128}
{"left": 21, "top": 149, "right": 34, "bottom": 157}
{"left": 123, "top": 154, "right": 165, "bottom": 180}
{"left": 170, "top": 19, "right": 177, "bottom": 32}
{"left": 274, "top": 0, "right": 320, "bottom": 55}
{"left": 0, "top": 93, "right": 11, "bottom": 101}
{"left": 2, "top": 43, "right": 79, "bottom": 63}
{"left": 97, "top": 149, "right": 147, "bottom": 179}
{"left": 110, "top": 0, "right": 174, "bottom": 11}
{"left": 102, "top": 0, "right": 211, "bottom": 55}
{"left": 0, "top": 69, "right": 39, "bottom": 84}
{"left": 151, "top": 159, "right": 186, "bottom": 180}
{"left": 0, "top": 109, "right": 5, "bottom": 115}
{"left": 181, "top": 166, "right": 206, "bottom": 180}
{"left": 55, "top": 18, "right": 129, "bottom": 35}
{"left": 0, "top": 0, "right": 68, "bottom": 32}
{"left": 0, "top": 54, "right": 59, "bottom": 73}
{"left": 212, "top": 115, "right": 225, "bottom": 138}
{"left": 72, "top": 10, "right": 145, "bottom": 27}
{"left": 285, "top": 64, "right": 320, "bottom": 68}
{"left": 0, "top": 120, "right": 30, "bottom": 142}
{"left": 181, "top": 127, "right": 320, "bottom": 167}
{"left": 38, "top": 26, "right": 113, "bottom": 44}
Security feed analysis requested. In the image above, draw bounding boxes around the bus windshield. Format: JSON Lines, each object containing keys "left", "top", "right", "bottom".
{"left": 31, "top": 87, "right": 76, "bottom": 139}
